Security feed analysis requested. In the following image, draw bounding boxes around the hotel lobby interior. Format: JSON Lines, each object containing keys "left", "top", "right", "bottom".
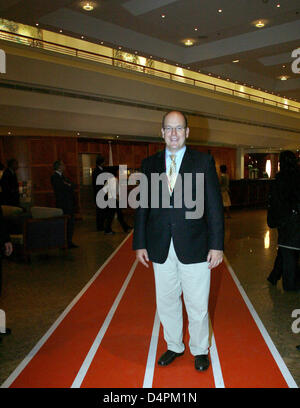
{"left": 0, "top": 0, "right": 300, "bottom": 389}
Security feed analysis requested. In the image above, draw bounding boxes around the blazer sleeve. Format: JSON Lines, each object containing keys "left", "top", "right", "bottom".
{"left": 204, "top": 155, "right": 224, "bottom": 251}
{"left": 132, "top": 158, "right": 150, "bottom": 250}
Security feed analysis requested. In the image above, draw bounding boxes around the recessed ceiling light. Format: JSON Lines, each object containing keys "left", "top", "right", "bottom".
{"left": 218, "top": 9, "right": 222, "bottom": 13}
{"left": 276, "top": 4, "right": 280, "bottom": 7}
{"left": 83, "top": 2, "right": 94, "bottom": 11}
{"left": 161, "top": 14, "right": 166, "bottom": 18}
{"left": 184, "top": 39, "right": 194, "bottom": 46}
{"left": 118, "top": 46, "right": 122, "bottom": 49}
{"left": 278, "top": 75, "right": 289, "bottom": 80}
{"left": 194, "top": 27, "right": 198, "bottom": 31}
{"left": 100, "top": 41, "right": 103, "bottom": 44}
{"left": 59, "top": 29, "right": 63, "bottom": 33}
{"left": 36, "top": 23, "right": 39, "bottom": 26}
{"left": 255, "top": 20, "right": 265, "bottom": 28}
{"left": 232, "top": 59, "right": 239, "bottom": 63}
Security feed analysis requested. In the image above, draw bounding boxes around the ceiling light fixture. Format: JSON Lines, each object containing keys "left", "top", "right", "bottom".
{"left": 83, "top": 2, "right": 94, "bottom": 11}
{"left": 279, "top": 75, "right": 289, "bottom": 80}
{"left": 194, "top": 27, "right": 198, "bottom": 31}
{"left": 184, "top": 39, "right": 194, "bottom": 46}
{"left": 218, "top": 9, "right": 222, "bottom": 13}
{"left": 255, "top": 20, "right": 265, "bottom": 28}
{"left": 161, "top": 14, "right": 166, "bottom": 18}
{"left": 232, "top": 59, "right": 239, "bottom": 63}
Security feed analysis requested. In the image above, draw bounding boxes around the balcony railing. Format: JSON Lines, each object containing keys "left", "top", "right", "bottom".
{"left": 0, "top": 29, "right": 299, "bottom": 113}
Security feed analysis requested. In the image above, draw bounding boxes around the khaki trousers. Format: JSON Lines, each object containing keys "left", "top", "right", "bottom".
{"left": 153, "top": 239, "right": 211, "bottom": 356}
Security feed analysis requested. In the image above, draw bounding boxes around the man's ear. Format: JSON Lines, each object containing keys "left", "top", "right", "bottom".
{"left": 185, "top": 127, "right": 190, "bottom": 139}
{"left": 161, "top": 128, "right": 165, "bottom": 139}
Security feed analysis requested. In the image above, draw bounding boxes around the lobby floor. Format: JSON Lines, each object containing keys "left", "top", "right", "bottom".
{"left": 0, "top": 208, "right": 299, "bottom": 387}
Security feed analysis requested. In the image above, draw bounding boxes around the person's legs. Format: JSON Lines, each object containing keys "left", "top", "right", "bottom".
{"left": 267, "top": 247, "right": 283, "bottom": 285}
{"left": 281, "top": 247, "right": 298, "bottom": 291}
{"left": 96, "top": 207, "right": 105, "bottom": 231}
{"left": 153, "top": 240, "right": 184, "bottom": 354}
{"left": 104, "top": 207, "right": 115, "bottom": 233}
{"left": 179, "top": 259, "right": 211, "bottom": 356}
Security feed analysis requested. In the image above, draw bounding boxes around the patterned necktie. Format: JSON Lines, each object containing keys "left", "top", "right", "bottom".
{"left": 168, "top": 154, "right": 177, "bottom": 193}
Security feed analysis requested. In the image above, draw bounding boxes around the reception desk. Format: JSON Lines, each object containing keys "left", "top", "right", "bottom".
{"left": 229, "top": 178, "right": 274, "bottom": 208}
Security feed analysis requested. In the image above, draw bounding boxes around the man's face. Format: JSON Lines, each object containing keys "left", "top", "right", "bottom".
{"left": 161, "top": 111, "right": 189, "bottom": 153}
{"left": 59, "top": 161, "right": 65, "bottom": 172}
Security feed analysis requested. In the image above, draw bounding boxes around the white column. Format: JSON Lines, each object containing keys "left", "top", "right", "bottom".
{"left": 236, "top": 147, "right": 244, "bottom": 179}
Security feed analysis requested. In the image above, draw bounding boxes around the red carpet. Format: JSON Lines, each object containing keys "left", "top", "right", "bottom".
{"left": 2, "top": 234, "right": 297, "bottom": 388}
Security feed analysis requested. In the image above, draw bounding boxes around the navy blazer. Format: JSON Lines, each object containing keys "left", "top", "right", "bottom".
{"left": 133, "top": 148, "right": 224, "bottom": 264}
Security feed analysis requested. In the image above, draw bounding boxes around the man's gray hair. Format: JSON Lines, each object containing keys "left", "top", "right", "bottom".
{"left": 53, "top": 160, "right": 62, "bottom": 171}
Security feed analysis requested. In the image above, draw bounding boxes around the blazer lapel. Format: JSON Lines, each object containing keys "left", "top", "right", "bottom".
{"left": 173, "top": 147, "right": 195, "bottom": 206}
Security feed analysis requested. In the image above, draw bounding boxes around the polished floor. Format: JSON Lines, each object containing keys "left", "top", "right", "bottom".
{"left": 0, "top": 208, "right": 299, "bottom": 387}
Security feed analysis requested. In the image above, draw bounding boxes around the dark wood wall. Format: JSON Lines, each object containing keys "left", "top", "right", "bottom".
{"left": 1, "top": 135, "right": 237, "bottom": 213}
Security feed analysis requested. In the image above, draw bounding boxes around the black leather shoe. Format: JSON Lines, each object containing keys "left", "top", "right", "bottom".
{"left": 0, "top": 328, "right": 12, "bottom": 336}
{"left": 195, "top": 354, "right": 210, "bottom": 371}
{"left": 267, "top": 276, "right": 277, "bottom": 286}
{"left": 158, "top": 350, "right": 184, "bottom": 366}
{"left": 68, "top": 243, "right": 79, "bottom": 248}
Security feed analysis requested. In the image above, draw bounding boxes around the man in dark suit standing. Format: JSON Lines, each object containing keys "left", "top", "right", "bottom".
{"left": 92, "top": 155, "right": 106, "bottom": 231}
{"left": 51, "top": 160, "right": 78, "bottom": 249}
{"left": 133, "top": 111, "right": 224, "bottom": 372}
{"left": 1, "top": 158, "right": 20, "bottom": 206}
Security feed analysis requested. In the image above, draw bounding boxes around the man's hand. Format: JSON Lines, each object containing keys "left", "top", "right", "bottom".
{"left": 207, "top": 249, "right": 223, "bottom": 269}
{"left": 4, "top": 242, "right": 13, "bottom": 257}
{"left": 136, "top": 249, "right": 149, "bottom": 268}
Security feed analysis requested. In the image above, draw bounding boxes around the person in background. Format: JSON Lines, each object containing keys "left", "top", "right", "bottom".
{"left": 1, "top": 159, "right": 20, "bottom": 207}
{"left": 102, "top": 166, "right": 131, "bottom": 235}
{"left": 51, "top": 160, "right": 78, "bottom": 249}
{"left": 219, "top": 164, "right": 231, "bottom": 218}
{"left": 267, "top": 150, "right": 300, "bottom": 291}
{"left": 92, "top": 155, "right": 107, "bottom": 232}
{"left": 0, "top": 162, "right": 5, "bottom": 205}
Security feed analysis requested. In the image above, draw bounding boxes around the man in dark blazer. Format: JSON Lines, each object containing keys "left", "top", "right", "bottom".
{"left": 133, "top": 111, "right": 224, "bottom": 372}
{"left": 1, "top": 158, "right": 20, "bottom": 206}
{"left": 92, "top": 155, "right": 107, "bottom": 231}
{"left": 51, "top": 160, "right": 78, "bottom": 248}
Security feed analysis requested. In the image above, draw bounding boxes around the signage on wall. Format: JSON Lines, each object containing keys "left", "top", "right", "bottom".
{"left": 291, "top": 48, "right": 300, "bottom": 74}
{"left": 0, "top": 49, "right": 6, "bottom": 73}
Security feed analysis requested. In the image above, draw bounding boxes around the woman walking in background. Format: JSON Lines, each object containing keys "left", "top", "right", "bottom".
{"left": 219, "top": 164, "right": 231, "bottom": 218}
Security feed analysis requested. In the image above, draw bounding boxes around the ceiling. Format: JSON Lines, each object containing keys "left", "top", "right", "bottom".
{"left": 1, "top": 0, "right": 300, "bottom": 100}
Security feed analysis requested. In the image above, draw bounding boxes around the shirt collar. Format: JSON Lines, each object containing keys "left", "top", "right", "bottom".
{"left": 166, "top": 145, "right": 186, "bottom": 158}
